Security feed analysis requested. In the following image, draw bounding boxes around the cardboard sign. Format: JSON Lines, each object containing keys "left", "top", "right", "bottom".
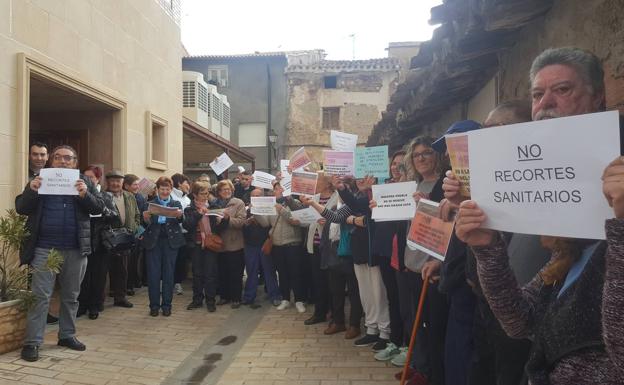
{"left": 330, "top": 130, "right": 358, "bottom": 152}
{"left": 371, "top": 181, "right": 418, "bottom": 221}
{"left": 323, "top": 150, "right": 354, "bottom": 176}
{"left": 354, "top": 145, "right": 389, "bottom": 179}
{"left": 38, "top": 168, "right": 79, "bottom": 195}
{"left": 470, "top": 111, "right": 620, "bottom": 239}
{"left": 137, "top": 177, "right": 156, "bottom": 198}
{"left": 210, "top": 152, "right": 234, "bottom": 176}
{"left": 291, "top": 171, "right": 318, "bottom": 196}
{"left": 407, "top": 199, "right": 454, "bottom": 261}
{"left": 290, "top": 207, "right": 323, "bottom": 224}
{"left": 252, "top": 171, "right": 276, "bottom": 190}
{"left": 250, "top": 196, "right": 277, "bottom": 216}
{"left": 289, "top": 147, "right": 312, "bottom": 171}
{"left": 446, "top": 133, "right": 471, "bottom": 198}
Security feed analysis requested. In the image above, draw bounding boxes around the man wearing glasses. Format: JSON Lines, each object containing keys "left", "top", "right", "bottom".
{"left": 16, "top": 145, "right": 103, "bottom": 362}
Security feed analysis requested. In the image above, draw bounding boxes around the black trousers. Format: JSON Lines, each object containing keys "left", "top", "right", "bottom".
{"left": 78, "top": 249, "right": 109, "bottom": 312}
{"left": 217, "top": 249, "right": 245, "bottom": 302}
{"left": 379, "top": 256, "right": 403, "bottom": 346}
{"left": 174, "top": 244, "right": 190, "bottom": 284}
{"left": 310, "top": 246, "right": 330, "bottom": 318}
{"left": 396, "top": 270, "right": 429, "bottom": 374}
{"left": 190, "top": 244, "right": 218, "bottom": 304}
{"left": 272, "top": 244, "right": 305, "bottom": 302}
{"left": 109, "top": 249, "right": 130, "bottom": 301}
{"left": 127, "top": 244, "right": 141, "bottom": 288}
{"left": 328, "top": 261, "right": 363, "bottom": 327}
{"left": 470, "top": 297, "right": 531, "bottom": 385}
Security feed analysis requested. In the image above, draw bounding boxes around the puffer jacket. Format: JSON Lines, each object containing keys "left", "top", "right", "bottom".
{"left": 15, "top": 174, "right": 104, "bottom": 265}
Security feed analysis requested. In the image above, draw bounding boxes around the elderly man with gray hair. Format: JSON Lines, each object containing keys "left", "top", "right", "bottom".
{"left": 454, "top": 47, "right": 624, "bottom": 384}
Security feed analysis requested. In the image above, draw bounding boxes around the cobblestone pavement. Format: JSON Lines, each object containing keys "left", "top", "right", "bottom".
{"left": 0, "top": 285, "right": 397, "bottom": 385}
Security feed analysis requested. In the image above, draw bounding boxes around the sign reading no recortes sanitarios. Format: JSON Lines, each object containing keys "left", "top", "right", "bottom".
{"left": 469, "top": 111, "right": 620, "bottom": 239}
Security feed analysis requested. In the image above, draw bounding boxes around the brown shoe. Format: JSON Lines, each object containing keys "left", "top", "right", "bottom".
{"left": 344, "top": 326, "right": 361, "bottom": 340}
{"left": 324, "top": 323, "right": 346, "bottom": 335}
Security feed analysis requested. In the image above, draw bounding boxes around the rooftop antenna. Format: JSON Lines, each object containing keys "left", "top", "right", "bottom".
{"left": 348, "top": 34, "right": 355, "bottom": 59}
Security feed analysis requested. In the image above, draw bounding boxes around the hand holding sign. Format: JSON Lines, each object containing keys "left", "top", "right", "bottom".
{"left": 601, "top": 156, "right": 624, "bottom": 219}
{"left": 455, "top": 200, "right": 495, "bottom": 247}
{"left": 442, "top": 170, "right": 463, "bottom": 206}
{"left": 29, "top": 176, "right": 42, "bottom": 191}
{"left": 75, "top": 179, "right": 88, "bottom": 198}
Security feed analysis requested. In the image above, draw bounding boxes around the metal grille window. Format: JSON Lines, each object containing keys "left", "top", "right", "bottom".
{"left": 322, "top": 107, "right": 340, "bottom": 130}
{"left": 197, "top": 83, "right": 208, "bottom": 112}
{"left": 182, "top": 81, "right": 195, "bottom": 108}
{"left": 212, "top": 94, "right": 221, "bottom": 121}
{"left": 208, "top": 65, "right": 229, "bottom": 87}
{"left": 223, "top": 105, "right": 231, "bottom": 128}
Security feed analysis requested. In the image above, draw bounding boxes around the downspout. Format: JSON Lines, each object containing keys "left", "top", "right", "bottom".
{"left": 266, "top": 63, "right": 272, "bottom": 173}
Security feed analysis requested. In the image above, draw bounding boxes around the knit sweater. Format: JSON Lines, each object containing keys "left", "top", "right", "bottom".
{"left": 471, "top": 219, "right": 624, "bottom": 384}
{"left": 255, "top": 198, "right": 304, "bottom": 246}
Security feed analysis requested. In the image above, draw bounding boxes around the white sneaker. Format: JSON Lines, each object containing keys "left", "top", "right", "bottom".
{"left": 390, "top": 346, "right": 408, "bottom": 367}
{"left": 276, "top": 300, "right": 290, "bottom": 310}
{"left": 374, "top": 342, "right": 400, "bottom": 361}
{"left": 175, "top": 283, "right": 183, "bottom": 295}
{"left": 295, "top": 301, "right": 306, "bottom": 313}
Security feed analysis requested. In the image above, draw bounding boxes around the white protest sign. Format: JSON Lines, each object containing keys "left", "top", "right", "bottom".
{"left": 252, "top": 171, "right": 276, "bottom": 190}
{"left": 250, "top": 196, "right": 277, "bottom": 216}
{"left": 371, "top": 181, "right": 418, "bottom": 221}
{"left": 470, "top": 111, "right": 620, "bottom": 240}
{"left": 38, "top": 168, "right": 79, "bottom": 195}
{"left": 290, "top": 207, "right": 323, "bottom": 225}
{"left": 281, "top": 174, "right": 292, "bottom": 196}
{"left": 330, "top": 130, "right": 358, "bottom": 152}
{"left": 210, "top": 152, "right": 234, "bottom": 176}
{"left": 289, "top": 147, "right": 312, "bottom": 171}
{"left": 280, "top": 160, "right": 290, "bottom": 175}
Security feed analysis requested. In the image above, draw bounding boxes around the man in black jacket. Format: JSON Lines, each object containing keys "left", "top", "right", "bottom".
{"left": 16, "top": 145, "right": 103, "bottom": 362}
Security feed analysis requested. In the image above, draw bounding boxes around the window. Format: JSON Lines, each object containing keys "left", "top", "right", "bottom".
{"left": 146, "top": 112, "right": 168, "bottom": 170}
{"left": 207, "top": 65, "right": 228, "bottom": 87}
{"left": 238, "top": 123, "right": 267, "bottom": 147}
{"left": 182, "top": 81, "right": 195, "bottom": 108}
{"left": 324, "top": 75, "right": 337, "bottom": 89}
{"left": 322, "top": 107, "right": 340, "bottom": 130}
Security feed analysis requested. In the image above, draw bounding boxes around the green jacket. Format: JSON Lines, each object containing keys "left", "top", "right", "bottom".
{"left": 107, "top": 190, "right": 140, "bottom": 233}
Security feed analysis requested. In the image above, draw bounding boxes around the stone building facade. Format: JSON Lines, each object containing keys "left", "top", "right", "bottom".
{"left": 0, "top": 0, "right": 184, "bottom": 212}
{"left": 367, "top": 0, "right": 624, "bottom": 150}
{"left": 284, "top": 58, "right": 400, "bottom": 160}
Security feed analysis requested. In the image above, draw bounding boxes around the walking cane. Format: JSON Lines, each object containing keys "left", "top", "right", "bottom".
{"left": 400, "top": 278, "right": 430, "bottom": 385}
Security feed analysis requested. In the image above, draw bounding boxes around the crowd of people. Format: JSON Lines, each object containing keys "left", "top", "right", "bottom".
{"left": 14, "top": 46, "right": 624, "bottom": 385}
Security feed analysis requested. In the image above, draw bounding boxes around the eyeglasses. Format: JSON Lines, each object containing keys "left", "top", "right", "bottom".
{"left": 412, "top": 151, "right": 435, "bottom": 159}
{"left": 53, "top": 154, "right": 77, "bottom": 162}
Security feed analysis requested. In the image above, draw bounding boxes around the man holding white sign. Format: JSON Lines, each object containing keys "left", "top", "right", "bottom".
{"left": 456, "top": 47, "right": 624, "bottom": 383}
{"left": 17, "top": 145, "right": 104, "bottom": 362}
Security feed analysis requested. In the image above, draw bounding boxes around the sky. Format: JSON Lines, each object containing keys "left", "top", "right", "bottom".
{"left": 181, "top": 0, "right": 443, "bottom": 60}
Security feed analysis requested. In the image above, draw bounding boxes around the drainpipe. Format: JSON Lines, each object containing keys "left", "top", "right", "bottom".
{"left": 266, "top": 63, "right": 272, "bottom": 173}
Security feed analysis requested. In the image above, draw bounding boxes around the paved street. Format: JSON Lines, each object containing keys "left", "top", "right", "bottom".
{"left": 0, "top": 285, "right": 396, "bottom": 385}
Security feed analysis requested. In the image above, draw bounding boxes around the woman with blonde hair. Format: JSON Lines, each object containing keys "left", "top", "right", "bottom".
{"left": 213, "top": 179, "right": 247, "bottom": 308}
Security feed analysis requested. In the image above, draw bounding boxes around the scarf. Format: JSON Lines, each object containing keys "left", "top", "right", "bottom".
{"left": 196, "top": 200, "right": 211, "bottom": 246}
{"left": 155, "top": 194, "right": 171, "bottom": 224}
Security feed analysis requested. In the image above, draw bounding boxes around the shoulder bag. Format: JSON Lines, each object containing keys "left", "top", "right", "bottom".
{"left": 261, "top": 213, "right": 281, "bottom": 256}
{"left": 102, "top": 227, "right": 135, "bottom": 252}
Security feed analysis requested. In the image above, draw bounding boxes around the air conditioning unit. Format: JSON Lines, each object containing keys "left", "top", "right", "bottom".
{"left": 182, "top": 71, "right": 209, "bottom": 128}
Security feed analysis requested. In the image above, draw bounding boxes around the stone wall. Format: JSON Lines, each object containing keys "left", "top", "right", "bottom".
{"left": 0, "top": 300, "right": 27, "bottom": 354}
{"left": 285, "top": 70, "right": 398, "bottom": 160}
{"left": 498, "top": 0, "right": 624, "bottom": 111}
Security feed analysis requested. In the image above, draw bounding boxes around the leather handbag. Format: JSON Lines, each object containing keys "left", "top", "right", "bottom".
{"left": 203, "top": 233, "right": 224, "bottom": 252}
{"left": 261, "top": 213, "right": 281, "bottom": 256}
{"left": 101, "top": 227, "right": 135, "bottom": 252}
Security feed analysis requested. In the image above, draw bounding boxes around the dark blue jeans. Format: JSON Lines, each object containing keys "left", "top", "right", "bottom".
{"left": 146, "top": 237, "right": 179, "bottom": 311}
{"left": 243, "top": 245, "right": 281, "bottom": 303}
